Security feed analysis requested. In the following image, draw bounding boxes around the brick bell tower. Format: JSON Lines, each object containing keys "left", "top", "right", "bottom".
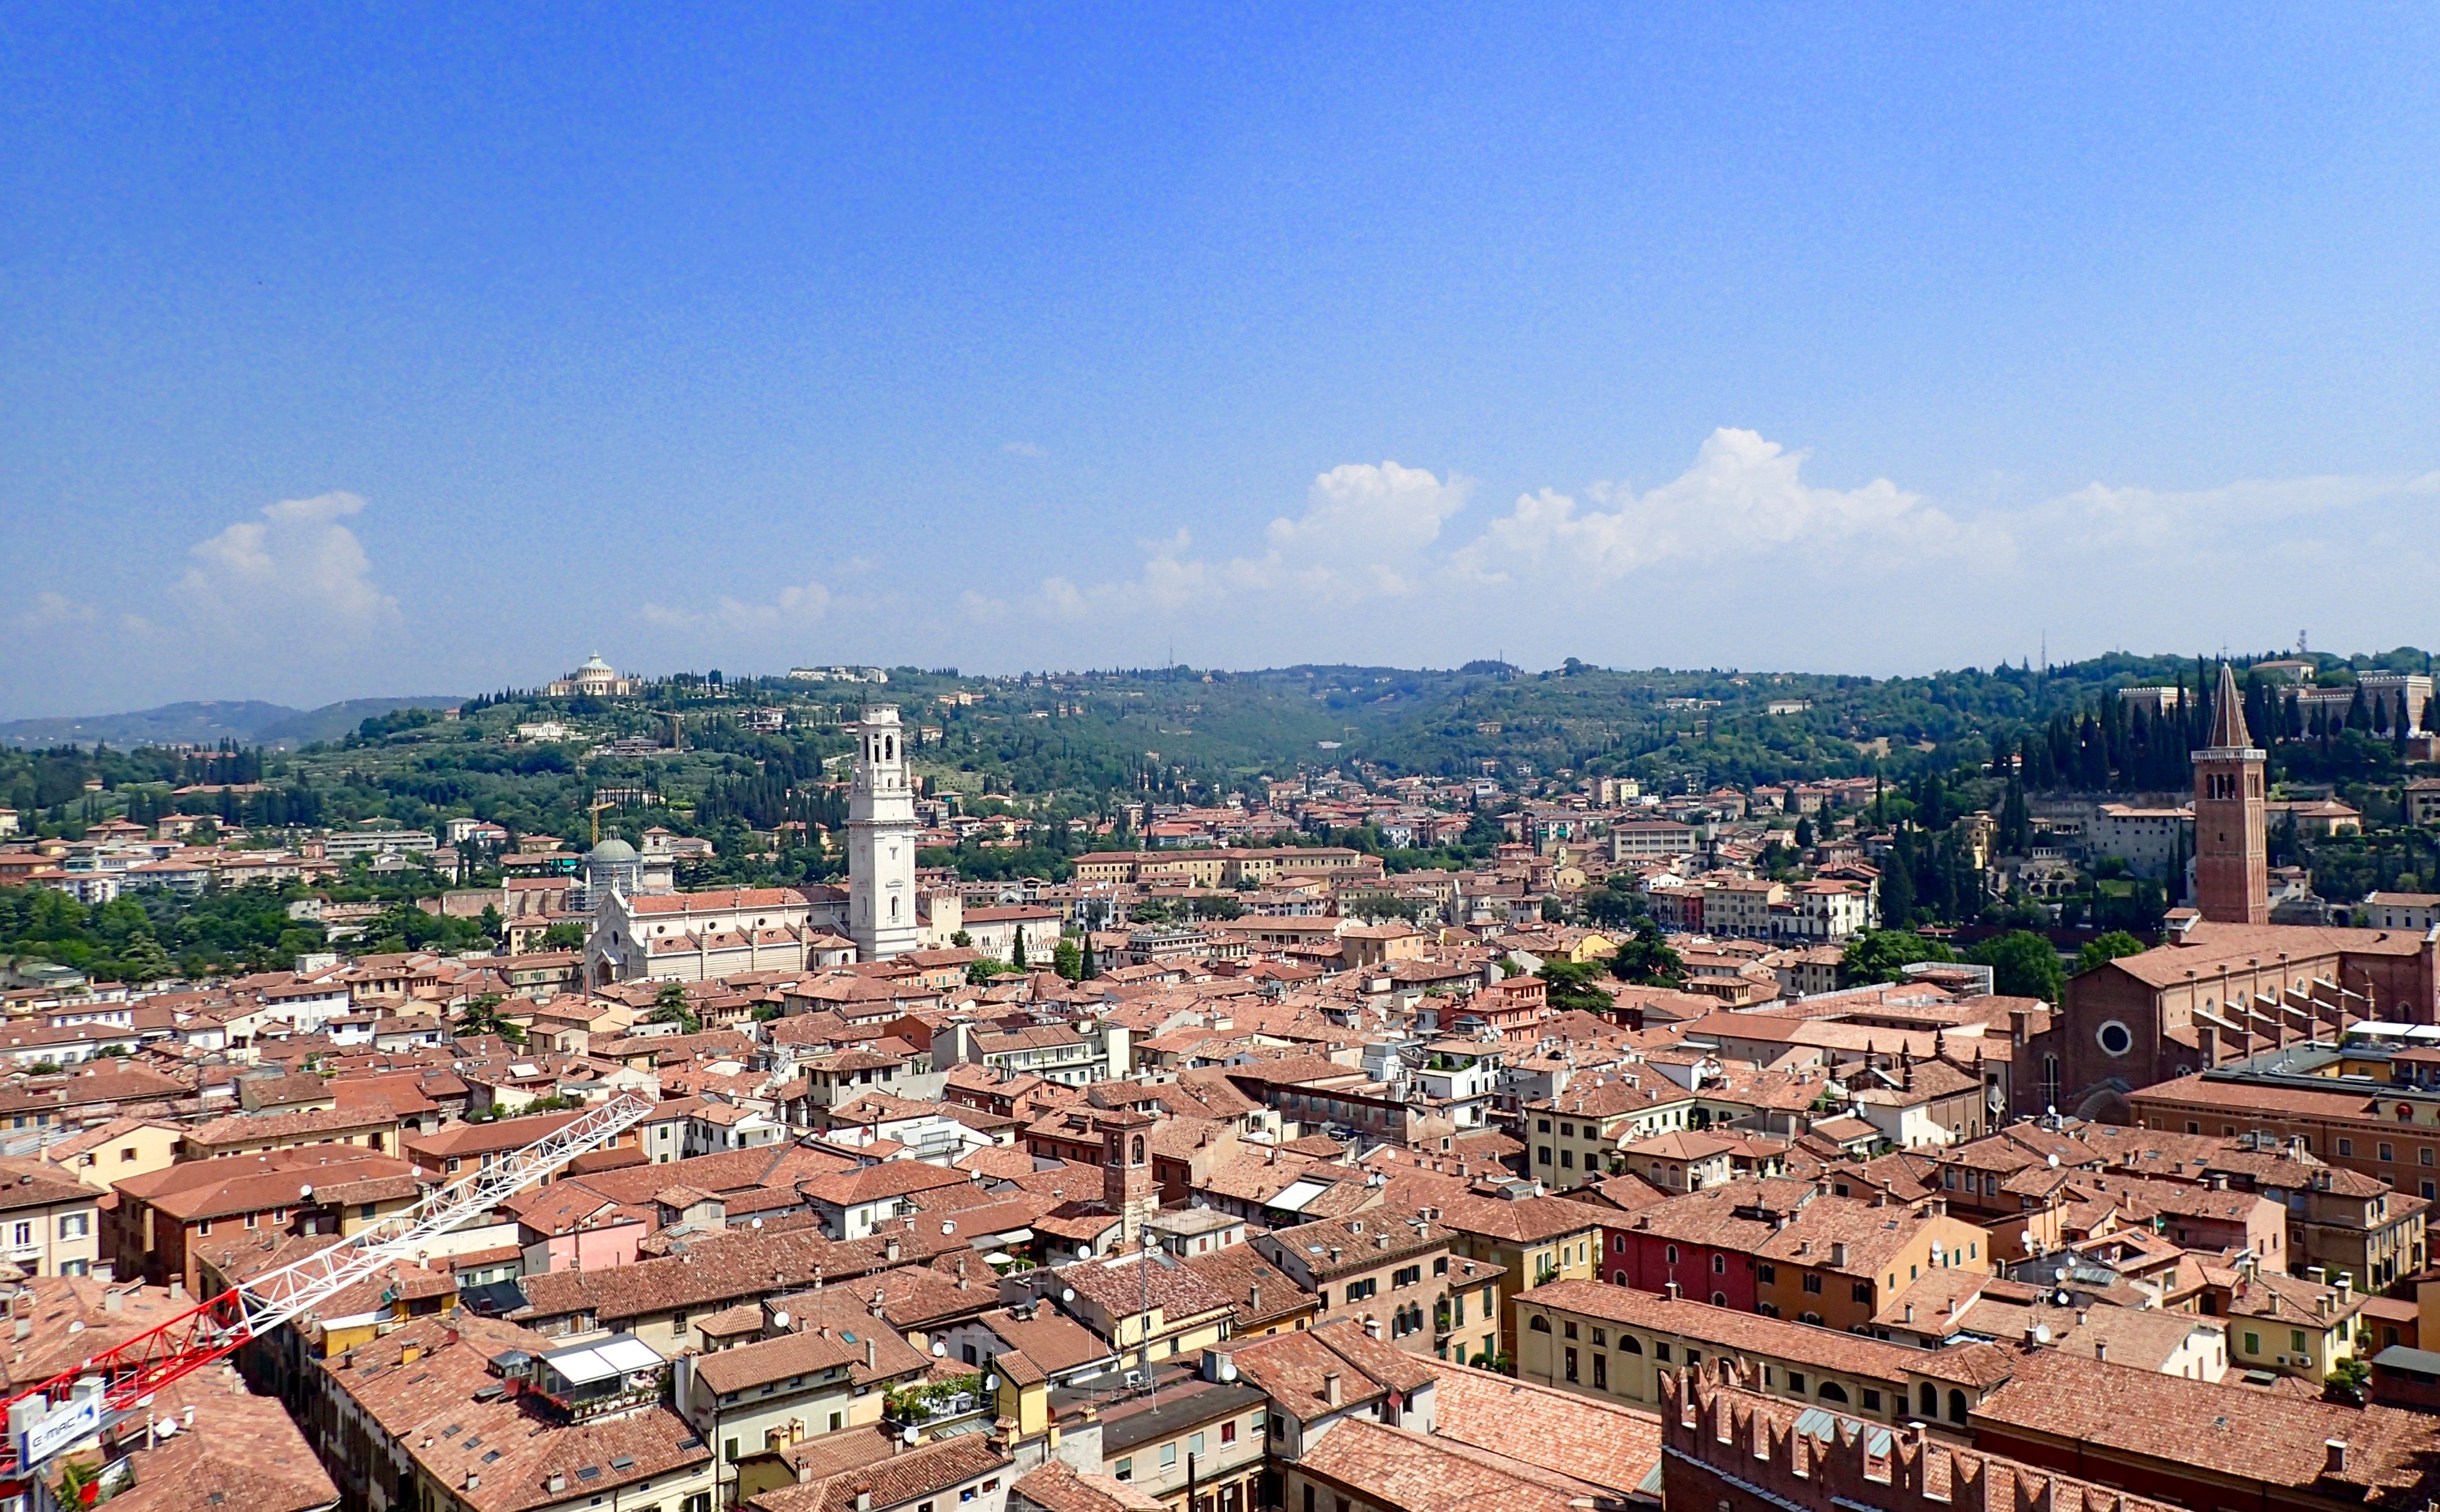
{"left": 2193, "top": 661, "right": 2268, "bottom": 924}
{"left": 1096, "top": 1109, "right": 1157, "bottom": 1250}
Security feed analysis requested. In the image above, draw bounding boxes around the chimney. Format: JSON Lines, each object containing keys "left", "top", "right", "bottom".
{"left": 1322, "top": 1372, "right": 1342, "bottom": 1406}
{"left": 1665, "top": 1282, "right": 1680, "bottom": 1301}
{"left": 464, "top": 1474, "right": 480, "bottom": 1491}
{"left": 1249, "top": 1283, "right": 1261, "bottom": 1314}
{"left": 2326, "top": 1440, "right": 2348, "bottom": 1476}
{"left": 548, "top": 1473, "right": 566, "bottom": 1493}
{"left": 855, "top": 1490, "right": 873, "bottom": 1512}
{"left": 885, "top": 1238, "right": 901, "bottom": 1263}
{"left": 103, "top": 1291, "right": 122, "bottom": 1315}
{"left": 2093, "top": 1339, "right": 2107, "bottom": 1363}
{"left": 866, "top": 1338, "right": 877, "bottom": 1371}
{"left": 1829, "top": 1242, "right": 1847, "bottom": 1267}
{"left": 2022, "top": 1323, "right": 2040, "bottom": 1347}
{"left": 401, "top": 1343, "right": 423, "bottom": 1366}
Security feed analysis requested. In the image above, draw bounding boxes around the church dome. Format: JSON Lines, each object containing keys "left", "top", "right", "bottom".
{"left": 589, "top": 838, "right": 639, "bottom": 864}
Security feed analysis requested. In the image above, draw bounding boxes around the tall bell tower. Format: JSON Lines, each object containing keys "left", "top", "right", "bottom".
{"left": 848, "top": 705, "right": 921, "bottom": 959}
{"left": 2192, "top": 662, "right": 2268, "bottom": 925}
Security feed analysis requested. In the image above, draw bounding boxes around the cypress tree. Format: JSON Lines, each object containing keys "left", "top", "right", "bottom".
{"left": 1881, "top": 835, "right": 1917, "bottom": 927}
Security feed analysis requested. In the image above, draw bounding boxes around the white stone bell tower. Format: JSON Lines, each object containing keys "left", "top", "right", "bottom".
{"left": 848, "top": 704, "right": 921, "bottom": 960}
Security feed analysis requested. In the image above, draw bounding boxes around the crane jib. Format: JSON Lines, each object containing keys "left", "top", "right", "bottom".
{"left": 0, "top": 1091, "right": 652, "bottom": 1485}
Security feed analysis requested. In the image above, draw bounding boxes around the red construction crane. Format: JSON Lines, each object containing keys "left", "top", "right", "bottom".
{"left": 0, "top": 1092, "right": 654, "bottom": 1487}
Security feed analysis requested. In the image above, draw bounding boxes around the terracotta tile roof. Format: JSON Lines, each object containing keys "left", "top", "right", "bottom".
{"left": 1974, "top": 1346, "right": 2440, "bottom": 1504}
{"left": 1430, "top": 1191, "right": 1606, "bottom": 1246}
{"left": 746, "top": 1433, "right": 1010, "bottom": 1512}
{"left": 1056, "top": 1250, "right": 1236, "bottom": 1324}
{"left": 1006, "top": 1461, "right": 1166, "bottom": 1512}
{"left": 798, "top": 1161, "right": 977, "bottom": 1207}
{"left": 1221, "top": 1317, "right": 1435, "bottom": 1424}
{"left": 182, "top": 1102, "right": 397, "bottom": 1148}
{"left": 117, "top": 1148, "right": 423, "bottom": 1222}
{"left": 691, "top": 1315, "right": 925, "bottom": 1395}
{"left": 94, "top": 1369, "right": 338, "bottom": 1512}
{"left": 316, "top": 1312, "right": 711, "bottom": 1512}
{"left": 403, "top": 1110, "right": 587, "bottom": 1158}
{"left": 1427, "top": 1358, "right": 1663, "bottom": 1500}
{"left": 512, "top": 1223, "right": 961, "bottom": 1327}
{"left": 1178, "top": 1244, "right": 1314, "bottom": 1331}
{"left": 1297, "top": 1415, "right": 1618, "bottom": 1512}
{"left": 1520, "top": 1278, "right": 1932, "bottom": 1382}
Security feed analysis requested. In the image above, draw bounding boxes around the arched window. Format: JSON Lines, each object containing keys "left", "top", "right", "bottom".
{"left": 1613, "top": 1270, "right": 1630, "bottom": 1286}
{"left": 1619, "top": 1334, "right": 1643, "bottom": 1354}
{"left": 1665, "top": 1245, "right": 1678, "bottom": 1265}
{"left": 1919, "top": 1382, "right": 1937, "bottom": 1416}
{"left": 1529, "top": 1315, "right": 1552, "bottom": 1333}
{"left": 1948, "top": 1390, "right": 1968, "bottom": 1425}
{"left": 1711, "top": 1254, "right": 1726, "bottom": 1274}
{"left": 1710, "top": 1291, "right": 1728, "bottom": 1307}
{"left": 1131, "top": 1135, "right": 1145, "bottom": 1164}
{"left": 1817, "top": 1381, "right": 1850, "bottom": 1404}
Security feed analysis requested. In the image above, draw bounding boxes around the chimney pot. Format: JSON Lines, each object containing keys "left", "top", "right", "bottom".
{"left": 1322, "top": 1371, "right": 1342, "bottom": 1406}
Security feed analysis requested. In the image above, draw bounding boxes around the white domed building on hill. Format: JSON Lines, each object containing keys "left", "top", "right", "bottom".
{"left": 547, "top": 653, "right": 639, "bottom": 698}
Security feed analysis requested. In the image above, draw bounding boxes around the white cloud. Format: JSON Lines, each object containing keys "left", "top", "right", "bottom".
{"left": 12, "top": 591, "right": 94, "bottom": 631}
{"left": 174, "top": 490, "right": 399, "bottom": 631}
{"left": 1458, "top": 428, "right": 1993, "bottom": 581}
{"left": 1268, "top": 461, "right": 1470, "bottom": 567}
{"left": 644, "top": 577, "right": 835, "bottom": 633}
{"left": 1002, "top": 440, "right": 1049, "bottom": 459}
{"left": 715, "top": 578, "right": 834, "bottom": 632}
{"left": 2016, "top": 472, "right": 2428, "bottom": 553}
{"left": 1029, "top": 462, "right": 1474, "bottom": 619}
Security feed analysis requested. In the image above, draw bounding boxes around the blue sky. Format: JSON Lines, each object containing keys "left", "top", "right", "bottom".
{"left": 6, "top": 4, "right": 2438, "bottom": 714}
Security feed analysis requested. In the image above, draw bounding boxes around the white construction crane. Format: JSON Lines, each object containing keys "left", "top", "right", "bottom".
{"left": 0, "top": 1091, "right": 654, "bottom": 1488}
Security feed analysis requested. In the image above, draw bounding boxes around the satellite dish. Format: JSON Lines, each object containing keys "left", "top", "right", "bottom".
{"left": 942, "top": 1221, "right": 956, "bottom": 1235}
{"left": 752, "top": 1217, "right": 764, "bottom": 1229}
{"left": 2054, "top": 1290, "right": 2071, "bottom": 1306}
{"left": 2046, "top": 1154, "right": 2059, "bottom": 1168}
{"left": 772, "top": 1311, "right": 790, "bottom": 1330}
{"left": 902, "top": 1426, "right": 919, "bottom": 1444}
{"left": 985, "top": 1374, "right": 1000, "bottom": 1392}
{"left": 931, "top": 1341, "right": 947, "bottom": 1357}
{"left": 1061, "top": 1287, "right": 1076, "bottom": 1303}
{"left": 1077, "top": 1245, "right": 1093, "bottom": 1259}
{"left": 299, "top": 1184, "right": 314, "bottom": 1199}
{"left": 2053, "top": 1267, "right": 2068, "bottom": 1283}
{"left": 2018, "top": 1230, "right": 2033, "bottom": 1248}
{"left": 2032, "top": 1324, "right": 2052, "bottom": 1345}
